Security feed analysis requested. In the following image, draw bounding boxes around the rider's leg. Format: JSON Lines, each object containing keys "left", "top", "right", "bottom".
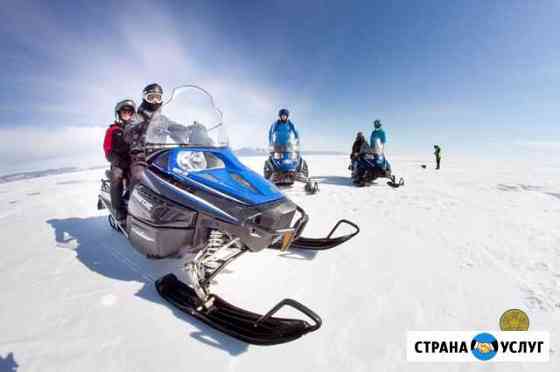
{"left": 110, "top": 165, "right": 126, "bottom": 220}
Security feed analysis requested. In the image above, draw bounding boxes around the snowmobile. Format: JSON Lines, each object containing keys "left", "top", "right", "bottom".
{"left": 351, "top": 138, "right": 404, "bottom": 188}
{"left": 97, "top": 85, "right": 359, "bottom": 345}
{"left": 263, "top": 135, "right": 319, "bottom": 194}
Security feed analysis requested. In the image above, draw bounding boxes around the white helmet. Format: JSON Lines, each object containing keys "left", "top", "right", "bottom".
{"left": 114, "top": 99, "right": 136, "bottom": 123}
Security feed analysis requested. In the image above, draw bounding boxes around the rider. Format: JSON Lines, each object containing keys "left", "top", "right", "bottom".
{"left": 103, "top": 99, "right": 136, "bottom": 222}
{"left": 125, "top": 83, "right": 164, "bottom": 192}
{"left": 269, "top": 109, "right": 299, "bottom": 147}
{"left": 350, "top": 131, "right": 366, "bottom": 164}
{"left": 370, "top": 119, "right": 386, "bottom": 148}
{"left": 350, "top": 132, "right": 367, "bottom": 184}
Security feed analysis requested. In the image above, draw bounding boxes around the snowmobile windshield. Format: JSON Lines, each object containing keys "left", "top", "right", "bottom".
{"left": 145, "top": 85, "right": 228, "bottom": 148}
{"left": 270, "top": 134, "right": 300, "bottom": 154}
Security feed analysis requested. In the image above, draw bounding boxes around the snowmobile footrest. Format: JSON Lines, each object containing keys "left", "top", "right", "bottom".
{"left": 155, "top": 274, "right": 322, "bottom": 345}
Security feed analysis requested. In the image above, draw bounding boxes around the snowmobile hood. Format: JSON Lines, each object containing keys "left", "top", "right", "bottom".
{"left": 153, "top": 147, "right": 284, "bottom": 206}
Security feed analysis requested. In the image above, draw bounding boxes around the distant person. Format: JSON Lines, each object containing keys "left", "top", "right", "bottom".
{"left": 125, "top": 83, "right": 164, "bottom": 192}
{"left": 434, "top": 145, "right": 442, "bottom": 169}
{"left": 269, "top": 109, "right": 299, "bottom": 146}
{"left": 370, "top": 119, "right": 386, "bottom": 148}
{"left": 103, "top": 99, "right": 136, "bottom": 222}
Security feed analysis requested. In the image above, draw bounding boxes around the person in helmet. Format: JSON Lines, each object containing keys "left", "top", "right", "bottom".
{"left": 138, "top": 83, "right": 163, "bottom": 121}
{"left": 350, "top": 131, "right": 367, "bottom": 184}
{"left": 125, "top": 83, "right": 164, "bottom": 192}
{"left": 103, "top": 99, "right": 136, "bottom": 222}
{"left": 268, "top": 109, "right": 299, "bottom": 147}
{"left": 370, "top": 119, "right": 386, "bottom": 148}
{"left": 434, "top": 145, "right": 442, "bottom": 169}
{"left": 348, "top": 132, "right": 366, "bottom": 170}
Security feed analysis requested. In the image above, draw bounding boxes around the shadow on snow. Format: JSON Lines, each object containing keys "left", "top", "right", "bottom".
{"left": 46, "top": 216, "right": 248, "bottom": 356}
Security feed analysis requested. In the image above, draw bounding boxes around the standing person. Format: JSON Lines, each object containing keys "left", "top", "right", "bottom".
{"left": 269, "top": 109, "right": 299, "bottom": 146}
{"left": 434, "top": 145, "right": 442, "bottom": 170}
{"left": 125, "top": 83, "right": 163, "bottom": 192}
{"left": 103, "top": 99, "right": 136, "bottom": 222}
{"left": 369, "top": 119, "right": 386, "bottom": 148}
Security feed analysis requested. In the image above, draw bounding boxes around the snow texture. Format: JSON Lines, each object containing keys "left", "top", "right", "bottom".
{"left": 0, "top": 155, "right": 558, "bottom": 371}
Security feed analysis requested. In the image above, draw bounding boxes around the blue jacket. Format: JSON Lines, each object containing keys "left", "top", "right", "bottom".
{"left": 370, "top": 129, "right": 386, "bottom": 147}
{"left": 269, "top": 120, "right": 299, "bottom": 145}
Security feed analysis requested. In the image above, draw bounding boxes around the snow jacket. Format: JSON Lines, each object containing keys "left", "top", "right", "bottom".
{"left": 124, "top": 103, "right": 157, "bottom": 157}
{"left": 434, "top": 146, "right": 442, "bottom": 159}
{"left": 269, "top": 120, "right": 299, "bottom": 145}
{"left": 103, "top": 122, "right": 130, "bottom": 168}
{"left": 351, "top": 136, "right": 367, "bottom": 159}
{"left": 370, "top": 128, "right": 386, "bottom": 148}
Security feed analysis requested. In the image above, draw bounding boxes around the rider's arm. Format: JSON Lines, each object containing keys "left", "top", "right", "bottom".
{"left": 290, "top": 121, "right": 299, "bottom": 140}
{"left": 268, "top": 122, "right": 277, "bottom": 143}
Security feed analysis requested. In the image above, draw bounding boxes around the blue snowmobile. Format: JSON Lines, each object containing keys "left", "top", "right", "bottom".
{"left": 351, "top": 137, "right": 404, "bottom": 188}
{"left": 263, "top": 113, "right": 318, "bottom": 194}
{"left": 98, "top": 85, "right": 359, "bottom": 345}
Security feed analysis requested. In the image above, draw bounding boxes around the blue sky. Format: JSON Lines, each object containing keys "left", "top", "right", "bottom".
{"left": 0, "top": 0, "right": 559, "bottom": 172}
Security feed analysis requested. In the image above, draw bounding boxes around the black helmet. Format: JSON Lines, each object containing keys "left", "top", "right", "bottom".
{"left": 143, "top": 83, "right": 163, "bottom": 96}
{"left": 374, "top": 119, "right": 382, "bottom": 129}
{"left": 141, "top": 83, "right": 163, "bottom": 111}
{"left": 278, "top": 108, "right": 290, "bottom": 118}
{"left": 114, "top": 99, "right": 136, "bottom": 123}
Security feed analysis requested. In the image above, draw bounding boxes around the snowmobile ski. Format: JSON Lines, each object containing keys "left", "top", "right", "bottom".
{"left": 271, "top": 219, "right": 360, "bottom": 251}
{"left": 387, "top": 175, "right": 405, "bottom": 188}
{"left": 155, "top": 273, "right": 322, "bottom": 345}
{"left": 304, "top": 180, "right": 319, "bottom": 194}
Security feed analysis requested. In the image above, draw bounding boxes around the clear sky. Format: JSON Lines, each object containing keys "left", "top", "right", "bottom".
{"left": 0, "top": 0, "right": 559, "bottom": 172}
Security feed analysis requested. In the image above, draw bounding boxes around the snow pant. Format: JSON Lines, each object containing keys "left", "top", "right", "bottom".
{"left": 110, "top": 165, "right": 128, "bottom": 219}
{"left": 436, "top": 157, "right": 441, "bottom": 170}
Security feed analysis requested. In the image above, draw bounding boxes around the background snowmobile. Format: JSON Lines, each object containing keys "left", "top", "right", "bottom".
{"left": 98, "top": 85, "right": 359, "bottom": 345}
{"left": 351, "top": 138, "right": 404, "bottom": 188}
{"left": 263, "top": 135, "right": 319, "bottom": 194}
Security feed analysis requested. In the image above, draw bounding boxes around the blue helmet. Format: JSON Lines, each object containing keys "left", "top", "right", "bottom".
{"left": 278, "top": 109, "right": 290, "bottom": 118}
{"left": 374, "top": 119, "right": 382, "bottom": 129}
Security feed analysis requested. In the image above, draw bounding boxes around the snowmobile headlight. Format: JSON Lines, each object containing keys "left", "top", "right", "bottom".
{"left": 273, "top": 152, "right": 282, "bottom": 160}
{"left": 289, "top": 152, "right": 299, "bottom": 160}
{"left": 177, "top": 151, "right": 208, "bottom": 171}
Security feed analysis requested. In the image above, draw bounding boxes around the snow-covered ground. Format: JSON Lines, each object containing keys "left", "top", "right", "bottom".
{"left": 0, "top": 155, "right": 559, "bottom": 371}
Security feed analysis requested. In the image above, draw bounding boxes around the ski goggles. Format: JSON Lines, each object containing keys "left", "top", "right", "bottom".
{"left": 119, "top": 106, "right": 135, "bottom": 113}
{"left": 144, "top": 92, "right": 163, "bottom": 104}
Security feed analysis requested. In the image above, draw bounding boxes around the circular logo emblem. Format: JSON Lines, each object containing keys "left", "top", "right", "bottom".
{"left": 471, "top": 333, "right": 498, "bottom": 361}
{"left": 500, "top": 309, "right": 529, "bottom": 331}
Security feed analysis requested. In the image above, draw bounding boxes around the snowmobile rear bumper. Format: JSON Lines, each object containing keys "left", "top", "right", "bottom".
{"left": 155, "top": 273, "right": 322, "bottom": 345}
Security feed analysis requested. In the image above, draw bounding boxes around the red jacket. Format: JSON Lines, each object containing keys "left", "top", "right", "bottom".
{"left": 103, "top": 122, "right": 129, "bottom": 165}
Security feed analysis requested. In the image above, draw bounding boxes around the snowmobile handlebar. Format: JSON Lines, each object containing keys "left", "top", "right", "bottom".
{"left": 255, "top": 298, "right": 322, "bottom": 332}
